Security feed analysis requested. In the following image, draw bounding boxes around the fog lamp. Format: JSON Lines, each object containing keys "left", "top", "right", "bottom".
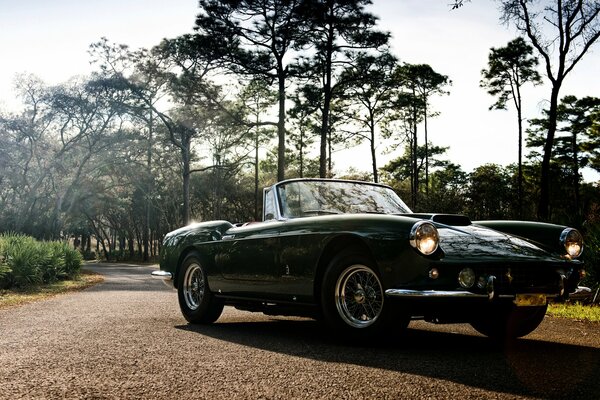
{"left": 458, "top": 268, "right": 476, "bottom": 289}
{"left": 429, "top": 268, "right": 439, "bottom": 279}
{"left": 410, "top": 221, "right": 439, "bottom": 256}
{"left": 560, "top": 228, "right": 583, "bottom": 258}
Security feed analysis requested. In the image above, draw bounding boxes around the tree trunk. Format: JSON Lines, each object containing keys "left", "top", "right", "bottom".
{"left": 299, "top": 127, "right": 304, "bottom": 178}
{"left": 517, "top": 100, "right": 523, "bottom": 220}
{"left": 327, "top": 129, "right": 332, "bottom": 176}
{"left": 319, "top": 22, "right": 335, "bottom": 179}
{"left": 370, "top": 119, "right": 378, "bottom": 183}
{"left": 254, "top": 123, "right": 260, "bottom": 221}
{"left": 320, "top": 82, "right": 333, "bottom": 178}
{"left": 277, "top": 66, "right": 286, "bottom": 182}
{"left": 538, "top": 84, "right": 562, "bottom": 221}
{"left": 182, "top": 137, "right": 192, "bottom": 225}
{"left": 412, "top": 93, "right": 419, "bottom": 208}
{"left": 143, "top": 110, "right": 153, "bottom": 262}
{"left": 424, "top": 101, "right": 429, "bottom": 196}
{"left": 128, "top": 235, "right": 134, "bottom": 259}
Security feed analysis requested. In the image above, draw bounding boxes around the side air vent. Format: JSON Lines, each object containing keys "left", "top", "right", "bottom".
{"left": 430, "top": 214, "right": 471, "bottom": 226}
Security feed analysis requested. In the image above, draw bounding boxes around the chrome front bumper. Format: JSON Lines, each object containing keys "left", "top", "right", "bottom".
{"left": 385, "top": 289, "right": 508, "bottom": 299}
{"left": 385, "top": 286, "right": 592, "bottom": 301}
{"left": 151, "top": 270, "right": 174, "bottom": 288}
{"left": 151, "top": 270, "right": 173, "bottom": 280}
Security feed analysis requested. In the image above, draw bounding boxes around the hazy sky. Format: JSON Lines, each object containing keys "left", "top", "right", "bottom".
{"left": 1, "top": 0, "right": 599, "bottom": 181}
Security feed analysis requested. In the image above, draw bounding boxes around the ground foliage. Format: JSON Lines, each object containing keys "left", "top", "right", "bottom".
{"left": 0, "top": 233, "right": 82, "bottom": 289}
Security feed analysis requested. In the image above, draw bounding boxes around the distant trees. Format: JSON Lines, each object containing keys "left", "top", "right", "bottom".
{"left": 287, "top": 87, "right": 319, "bottom": 178}
{"left": 481, "top": 37, "right": 541, "bottom": 217}
{"left": 0, "top": 74, "right": 153, "bottom": 259}
{"left": 338, "top": 51, "right": 398, "bottom": 183}
{"left": 295, "top": 0, "right": 390, "bottom": 178}
{"left": 402, "top": 64, "right": 450, "bottom": 196}
{"left": 499, "top": 0, "right": 600, "bottom": 220}
{"left": 238, "top": 79, "right": 278, "bottom": 220}
{"left": 425, "top": 163, "right": 468, "bottom": 213}
{"left": 90, "top": 35, "right": 251, "bottom": 227}
{"left": 526, "top": 95, "right": 600, "bottom": 223}
{"left": 466, "top": 164, "right": 512, "bottom": 220}
{"left": 382, "top": 143, "right": 453, "bottom": 209}
{"left": 386, "top": 63, "right": 450, "bottom": 208}
{"left": 194, "top": 0, "right": 306, "bottom": 182}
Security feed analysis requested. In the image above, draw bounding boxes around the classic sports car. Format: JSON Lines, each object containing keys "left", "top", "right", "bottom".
{"left": 152, "top": 178, "right": 587, "bottom": 339}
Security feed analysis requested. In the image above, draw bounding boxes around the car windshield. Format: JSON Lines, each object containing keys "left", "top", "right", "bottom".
{"left": 276, "top": 180, "right": 412, "bottom": 219}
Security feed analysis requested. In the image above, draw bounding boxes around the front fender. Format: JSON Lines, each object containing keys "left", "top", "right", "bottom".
{"left": 474, "top": 220, "right": 574, "bottom": 257}
{"left": 159, "top": 221, "right": 234, "bottom": 285}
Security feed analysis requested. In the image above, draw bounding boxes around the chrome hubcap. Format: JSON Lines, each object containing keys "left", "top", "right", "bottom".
{"left": 183, "top": 263, "right": 204, "bottom": 311}
{"left": 354, "top": 289, "right": 366, "bottom": 304}
{"left": 335, "top": 264, "right": 384, "bottom": 328}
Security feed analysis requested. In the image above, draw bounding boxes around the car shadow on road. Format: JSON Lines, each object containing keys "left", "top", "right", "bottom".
{"left": 177, "top": 318, "right": 600, "bottom": 399}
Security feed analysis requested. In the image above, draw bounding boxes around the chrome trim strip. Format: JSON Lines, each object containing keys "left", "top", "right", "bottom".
{"left": 385, "top": 288, "right": 560, "bottom": 300}
{"left": 151, "top": 270, "right": 173, "bottom": 281}
{"left": 385, "top": 289, "right": 517, "bottom": 299}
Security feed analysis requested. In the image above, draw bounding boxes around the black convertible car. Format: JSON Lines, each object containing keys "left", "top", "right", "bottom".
{"left": 152, "top": 178, "right": 587, "bottom": 339}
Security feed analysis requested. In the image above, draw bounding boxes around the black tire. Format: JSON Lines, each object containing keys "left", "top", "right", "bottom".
{"left": 320, "top": 250, "right": 408, "bottom": 338}
{"left": 177, "top": 252, "right": 224, "bottom": 324}
{"left": 470, "top": 304, "right": 547, "bottom": 339}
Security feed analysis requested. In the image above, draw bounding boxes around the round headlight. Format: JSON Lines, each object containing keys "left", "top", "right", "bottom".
{"left": 560, "top": 228, "right": 583, "bottom": 259}
{"left": 410, "top": 221, "right": 439, "bottom": 256}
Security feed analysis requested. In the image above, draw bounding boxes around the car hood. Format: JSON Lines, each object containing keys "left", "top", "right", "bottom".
{"left": 437, "top": 224, "right": 562, "bottom": 263}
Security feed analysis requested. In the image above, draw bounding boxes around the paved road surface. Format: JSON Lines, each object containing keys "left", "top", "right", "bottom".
{"left": 1, "top": 263, "right": 599, "bottom": 399}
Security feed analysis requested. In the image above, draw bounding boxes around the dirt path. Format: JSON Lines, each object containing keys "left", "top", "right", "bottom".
{"left": 1, "top": 262, "right": 598, "bottom": 399}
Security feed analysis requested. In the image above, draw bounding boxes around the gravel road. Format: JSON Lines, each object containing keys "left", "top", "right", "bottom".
{"left": 1, "top": 262, "right": 599, "bottom": 399}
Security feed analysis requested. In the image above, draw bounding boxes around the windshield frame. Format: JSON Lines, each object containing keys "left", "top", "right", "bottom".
{"left": 265, "top": 179, "right": 412, "bottom": 221}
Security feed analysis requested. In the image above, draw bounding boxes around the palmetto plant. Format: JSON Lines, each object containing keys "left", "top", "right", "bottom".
{"left": 0, "top": 233, "right": 82, "bottom": 289}
{"left": 4, "top": 237, "right": 44, "bottom": 287}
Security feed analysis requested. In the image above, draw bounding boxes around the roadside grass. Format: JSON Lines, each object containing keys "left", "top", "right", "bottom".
{"left": 0, "top": 269, "right": 103, "bottom": 309}
{"left": 547, "top": 302, "right": 600, "bottom": 323}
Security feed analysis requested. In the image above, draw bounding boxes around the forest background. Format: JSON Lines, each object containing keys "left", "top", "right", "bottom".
{"left": 0, "top": 0, "right": 599, "bottom": 289}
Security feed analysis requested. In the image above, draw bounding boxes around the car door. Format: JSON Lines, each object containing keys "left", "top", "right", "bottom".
{"left": 212, "top": 220, "right": 283, "bottom": 297}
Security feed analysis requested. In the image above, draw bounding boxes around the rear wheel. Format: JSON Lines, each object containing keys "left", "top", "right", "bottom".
{"left": 177, "top": 253, "right": 224, "bottom": 324}
{"left": 321, "top": 250, "right": 408, "bottom": 338}
{"left": 470, "top": 304, "right": 547, "bottom": 339}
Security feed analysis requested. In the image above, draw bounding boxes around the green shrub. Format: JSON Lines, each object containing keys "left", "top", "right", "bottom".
{"left": 0, "top": 255, "right": 11, "bottom": 287}
{"left": 60, "top": 242, "right": 83, "bottom": 278}
{"left": 0, "top": 233, "right": 82, "bottom": 289}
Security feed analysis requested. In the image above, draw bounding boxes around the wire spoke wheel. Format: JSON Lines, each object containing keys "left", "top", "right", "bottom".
{"left": 334, "top": 264, "right": 384, "bottom": 328}
{"left": 183, "top": 263, "right": 204, "bottom": 311}
{"left": 177, "top": 253, "right": 224, "bottom": 324}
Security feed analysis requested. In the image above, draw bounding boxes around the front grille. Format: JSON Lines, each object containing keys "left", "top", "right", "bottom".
{"left": 474, "top": 264, "right": 567, "bottom": 294}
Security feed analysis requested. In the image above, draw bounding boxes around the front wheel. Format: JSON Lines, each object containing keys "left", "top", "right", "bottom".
{"left": 470, "top": 304, "right": 547, "bottom": 339}
{"left": 321, "top": 251, "right": 408, "bottom": 338}
{"left": 177, "top": 253, "right": 224, "bottom": 324}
